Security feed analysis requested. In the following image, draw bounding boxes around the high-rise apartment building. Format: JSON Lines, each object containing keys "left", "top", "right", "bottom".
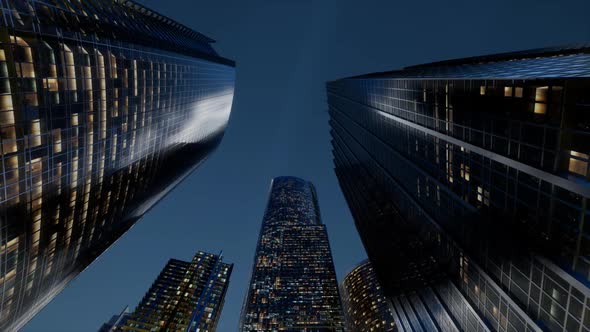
{"left": 0, "top": 1, "right": 234, "bottom": 330}
{"left": 340, "top": 260, "right": 396, "bottom": 331}
{"left": 101, "top": 251, "right": 232, "bottom": 332}
{"left": 328, "top": 46, "right": 590, "bottom": 331}
{"left": 240, "top": 176, "right": 345, "bottom": 331}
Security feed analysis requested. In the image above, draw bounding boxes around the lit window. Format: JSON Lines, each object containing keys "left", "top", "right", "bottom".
{"left": 535, "top": 86, "right": 548, "bottom": 102}
{"left": 62, "top": 44, "right": 77, "bottom": 90}
{"left": 504, "top": 87, "right": 512, "bottom": 97}
{"left": 0, "top": 95, "right": 13, "bottom": 111}
{"left": 534, "top": 103, "right": 546, "bottom": 114}
{"left": 515, "top": 87, "right": 523, "bottom": 98}
{"left": 30, "top": 120, "right": 41, "bottom": 147}
{"left": 460, "top": 163, "right": 470, "bottom": 181}
{"left": 43, "top": 78, "right": 58, "bottom": 92}
{"left": 53, "top": 129, "right": 62, "bottom": 153}
{"left": 79, "top": 47, "right": 92, "bottom": 91}
{"left": 0, "top": 110, "right": 14, "bottom": 124}
{"left": 480, "top": 86, "right": 486, "bottom": 95}
{"left": 533, "top": 86, "right": 548, "bottom": 114}
{"left": 1, "top": 126, "right": 16, "bottom": 153}
{"left": 569, "top": 151, "right": 588, "bottom": 177}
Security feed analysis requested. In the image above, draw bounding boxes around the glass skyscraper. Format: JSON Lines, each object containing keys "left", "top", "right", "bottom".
{"left": 328, "top": 46, "right": 590, "bottom": 331}
{"left": 101, "top": 251, "right": 232, "bottom": 332}
{"left": 240, "top": 176, "right": 345, "bottom": 331}
{"left": 0, "top": 1, "right": 234, "bottom": 330}
{"left": 340, "top": 260, "right": 396, "bottom": 331}
{"left": 98, "top": 306, "right": 130, "bottom": 332}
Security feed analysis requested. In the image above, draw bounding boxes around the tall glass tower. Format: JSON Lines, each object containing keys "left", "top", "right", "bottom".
{"left": 240, "top": 176, "right": 345, "bottom": 331}
{"left": 0, "top": 1, "right": 234, "bottom": 330}
{"left": 340, "top": 260, "right": 396, "bottom": 331}
{"left": 328, "top": 46, "right": 590, "bottom": 331}
{"left": 101, "top": 251, "right": 232, "bottom": 332}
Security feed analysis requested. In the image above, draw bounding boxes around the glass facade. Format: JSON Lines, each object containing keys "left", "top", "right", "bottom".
{"left": 98, "top": 306, "right": 130, "bottom": 332}
{"left": 240, "top": 176, "right": 345, "bottom": 331}
{"left": 0, "top": 1, "right": 235, "bottom": 330}
{"left": 328, "top": 46, "right": 590, "bottom": 332}
{"left": 340, "top": 260, "right": 396, "bottom": 331}
{"left": 103, "top": 251, "right": 232, "bottom": 332}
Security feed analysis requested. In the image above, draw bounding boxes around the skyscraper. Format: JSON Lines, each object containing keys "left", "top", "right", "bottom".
{"left": 240, "top": 176, "right": 345, "bottom": 331}
{"left": 98, "top": 306, "right": 130, "bottom": 332}
{"left": 0, "top": 1, "right": 234, "bottom": 330}
{"left": 102, "top": 251, "right": 232, "bottom": 332}
{"left": 340, "top": 260, "right": 396, "bottom": 331}
{"left": 328, "top": 46, "right": 590, "bottom": 331}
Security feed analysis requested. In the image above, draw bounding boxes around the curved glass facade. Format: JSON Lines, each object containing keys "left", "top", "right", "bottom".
{"left": 240, "top": 176, "right": 345, "bottom": 331}
{"left": 0, "top": 1, "right": 235, "bottom": 330}
{"left": 340, "top": 260, "right": 396, "bottom": 331}
{"left": 329, "top": 46, "right": 590, "bottom": 332}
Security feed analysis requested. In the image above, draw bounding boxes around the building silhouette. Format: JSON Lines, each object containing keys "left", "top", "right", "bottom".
{"left": 102, "top": 251, "right": 232, "bottom": 332}
{"left": 0, "top": 1, "right": 234, "bottom": 330}
{"left": 328, "top": 45, "right": 590, "bottom": 331}
{"left": 240, "top": 176, "right": 345, "bottom": 331}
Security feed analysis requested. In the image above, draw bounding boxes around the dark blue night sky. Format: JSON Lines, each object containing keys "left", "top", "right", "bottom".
{"left": 23, "top": 0, "right": 589, "bottom": 331}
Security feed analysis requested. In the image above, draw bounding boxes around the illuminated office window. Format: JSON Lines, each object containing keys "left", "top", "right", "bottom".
{"left": 43, "top": 78, "right": 58, "bottom": 92}
{"left": 80, "top": 47, "right": 92, "bottom": 91}
{"left": 534, "top": 86, "right": 548, "bottom": 114}
{"left": 534, "top": 103, "right": 546, "bottom": 114}
{"left": 460, "top": 163, "right": 470, "bottom": 181}
{"left": 52, "top": 129, "right": 62, "bottom": 153}
{"left": 30, "top": 119, "right": 41, "bottom": 147}
{"left": 569, "top": 151, "right": 588, "bottom": 177}
{"left": 61, "top": 43, "right": 77, "bottom": 91}
{"left": 535, "top": 86, "right": 548, "bottom": 102}
{"left": 0, "top": 95, "right": 13, "bottom": 112}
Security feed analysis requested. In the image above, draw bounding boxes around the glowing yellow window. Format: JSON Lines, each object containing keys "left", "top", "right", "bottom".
{"left": 515, "top": 87, "right": 523, "bottom": 98}
{"left": 480, "top": 86, "right": 486, "bottom": 95}
{"left": 535, "top": 86, "right": 548, "bottom": 102}
{"left": 0, "top": 110, "right": 14, "bottom": 125}
{"left": 504, "top": 87, "right": 512, "bottom": 97}
{"left": 43, "top": 78, "right": 58, "bottom": 92}
{"left": 0, "top": 95, "right": 13, "bottom": 111}
{"left": 534, "top": 86, "right": 548, "bottom": 114}
{"left": 30, "top": 120, "right": 41, "bottom": 147}
{"left": 534, "top": 103, "right": 546, "bottom": 114}
{"left": 52, "top": 129, "right": 62, "bottom": 153}
{"left": 1, "top": 126, "right": 17, "bottom": 153}
{"left": 569, "top": 151, "right": 588, "bottom": 177}
{"left": 61, "top": 44, "right": 77, "bottom": 91}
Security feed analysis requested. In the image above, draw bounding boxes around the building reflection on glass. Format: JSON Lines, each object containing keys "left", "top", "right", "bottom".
{"left": 328, "top": 46, "right": 590, "bottom": 331}
{"left": 0, "top": 1, "right": 234, "bottom": 330}
{"left": 240, "top": 176, "right": 345, "bottom": 331}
